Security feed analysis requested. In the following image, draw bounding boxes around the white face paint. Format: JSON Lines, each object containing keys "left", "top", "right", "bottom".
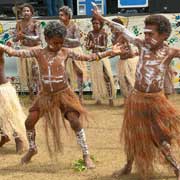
{"left": 151, "top": 38, "right": 158, "bottom": 45}
{"left": 143, "top": 29, "right": 152, "bottom": 33}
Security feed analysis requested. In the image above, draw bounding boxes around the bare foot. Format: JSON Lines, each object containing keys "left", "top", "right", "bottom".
{"left": 109, "top": 99, "right": 114, "bottom": 106}
{"left": 119, "top": 103, "right": 124, "bottom": 108}
{"left": 0, "top": 135, "right": 10, "bottom": 147}
{"left": 83, "top": 155, "right": 95, "bottom": 169}
{"left": 174, "top": 169, "right": 180, "bottom": 180}
{"left": 95, "top": 100, "right": 102, "bottom": 105}
{"left": 21, "top": 148, "right": 37, "bottom": 164}
{"left": 112, "top": 164, "right": 132, "bottom": 178}
{"left": 15, "top": 137, "right": 24, "bottom": 154}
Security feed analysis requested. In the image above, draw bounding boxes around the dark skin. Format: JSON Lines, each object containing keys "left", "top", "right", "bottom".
{"left": 92, "top": 5, "right": 180, "bottom": 180}
{"left": 0, "top": 51, "right": 8, "bottom": 84}
{"left": 1, "top": 34, "right": 120, "bottom": 167}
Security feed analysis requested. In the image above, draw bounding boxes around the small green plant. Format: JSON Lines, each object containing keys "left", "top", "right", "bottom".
{"left": 73, "top": 159, "right": 86, "bottom": 172}
{"left": 72, "top": 155, "right": 97, "bottom": 172}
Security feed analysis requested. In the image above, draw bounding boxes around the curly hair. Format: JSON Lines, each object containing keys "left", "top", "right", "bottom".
{"left": 19, "top": 3, "right": 34, "bottom": 15}
{"left": 44, "top": 21, "right": 67, "bottom": 39}
{"left": 91, "top": 17, "right": 104, "bottom": 29}
{"left": 145, "top": 15, "right": 171, "bottom": 39}
{"left": 59, "top": 6, "right": 73, "bottom": 19}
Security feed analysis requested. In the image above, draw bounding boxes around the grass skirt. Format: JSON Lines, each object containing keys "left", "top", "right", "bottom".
{"left": 65, "top": 46, "right": 88, "bottom": 90}
{"left": 117, "top": 56, "right": 138, "bottom": 98}
{"left": 0, "top": 82, "right": 26, "bottom": 139}
{"left": 33, "top": 87, "right": 88, "bottom": 155}
{"left": 121, "top": 89, "right": 180, "bottom": 177}
{"left": 90, "top": 57, "right": 116, "bottom": 100}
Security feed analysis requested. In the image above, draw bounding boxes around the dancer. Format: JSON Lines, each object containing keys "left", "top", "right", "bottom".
{"left": 13, "top": 3, "right": 41, "bottom": 99}
{"left": 59, "top": 6, "right": 88, "bottom": 102}
{"left": 0, "top": 21, "right": 120, "bottom": 166}
{"left": 93, "top": 5, "right": 180, "bottom": 180}
{"left": 85, "top": 17, "right": 115, "bottom": 105}
{"left": 0, "top": 47, "right": 26, "bottom": 154}
{"left": 111, "top": 17, "right": 138, "bottom": 102}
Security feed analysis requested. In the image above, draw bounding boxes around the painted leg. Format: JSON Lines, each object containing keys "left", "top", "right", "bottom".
{"left": 66, "top": 111, "right": 95, "bottom": 169}
{"left": 76, "top": 129, "right": 95, "bottom": 169}
{"left": 21, "top": 129, "right": 37, "bottom": 164}
{"left": 161, "top": 141, "right": 180, "bottom": 179}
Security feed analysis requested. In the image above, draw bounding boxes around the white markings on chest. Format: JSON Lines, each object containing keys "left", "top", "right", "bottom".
{"left": 136, "top": 47, "right": 166, "bottom": 92}
{"left": 41, "top": 55, "right": 65, "bottom": 92}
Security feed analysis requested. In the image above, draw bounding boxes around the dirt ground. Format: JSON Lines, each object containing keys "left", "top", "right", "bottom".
{"left": 0, "top": 95, "right": 180, "bottom": 180}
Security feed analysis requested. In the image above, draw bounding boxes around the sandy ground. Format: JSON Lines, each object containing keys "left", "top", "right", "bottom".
{"left": 0, "top": 95, "right": 180, "bottom": 180}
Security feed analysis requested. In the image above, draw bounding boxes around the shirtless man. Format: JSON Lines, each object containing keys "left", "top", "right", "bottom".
{"left": 85, "top": 17, "right": 115, "bottom": 105}
{"left": 93, "top": 5, "right": 180, "bottom": 180}
{"left": 13, "top": 3, "right": 41, "bottom": 99}
{"left": 0, "top": 21, "right": 120, "bottom": 167}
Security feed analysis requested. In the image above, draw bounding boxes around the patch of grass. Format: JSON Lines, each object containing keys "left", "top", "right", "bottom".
{"left": 72, "top": 155, "right": 97, "bottom": 172}
{"left": 72, "top": 159, "right": 86, "bottom": 172}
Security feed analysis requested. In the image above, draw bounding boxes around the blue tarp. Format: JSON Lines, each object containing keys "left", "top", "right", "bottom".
{"left": 118, "top": 0, "right": 148, "bottom": 8}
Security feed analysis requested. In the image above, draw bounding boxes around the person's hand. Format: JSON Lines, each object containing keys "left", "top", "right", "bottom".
{"left": 91, "top": 2, "right": 103, "bottom": 21}
{"left": 112, "top": 43, "right": 121, "bottom": 55}
{"left": 16, "top": 32, "right": 25, "bottom": 40}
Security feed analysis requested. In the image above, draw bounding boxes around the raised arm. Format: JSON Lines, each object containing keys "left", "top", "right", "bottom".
{"left": 0, "top": 44, "right": 36, "bottom": 58}
{"left": 92, "top": 3, "right": 141, "bottom": 46}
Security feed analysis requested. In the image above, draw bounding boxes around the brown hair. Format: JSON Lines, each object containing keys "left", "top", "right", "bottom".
{"left": 59, "top": 6, "right": 73, "bottom": 19}
{"left": 145, "top": 14, "right": 171, "bottom": 39}
{"left": 19, "top": 3, "right": 34, "bottom": 15}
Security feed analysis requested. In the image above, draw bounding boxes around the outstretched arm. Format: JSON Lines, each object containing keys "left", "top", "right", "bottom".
{"left": 0, "top": 44, "right": 36, "bottom": 58}
{"left": 68, "top": 43, "right": 121, "bottom": 61}
{"left": 172, "top": 47, "right": 180, "bottom": 58}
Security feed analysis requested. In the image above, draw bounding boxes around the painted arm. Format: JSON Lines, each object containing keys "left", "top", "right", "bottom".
{"left": 92, "top": 3, "right": 141, "bottom": 46}
{"left": 68, "top": 43, "right": 121, "bottom": 61}
{"left": 0, "top": 44, "right": 36, "bottom": 58}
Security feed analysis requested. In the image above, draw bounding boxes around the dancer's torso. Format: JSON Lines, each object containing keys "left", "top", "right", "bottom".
{"left": 135, "top": 44, "right": 170, "bottom": 93}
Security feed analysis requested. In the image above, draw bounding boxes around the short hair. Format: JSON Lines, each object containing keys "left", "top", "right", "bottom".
{"left": 19, "top": 3, "right": 34, "bottom": 15}
{"left": 144, "top": 15, "right": 172, "bottom": 39}
{"left": 91, "top": 17, "right": 104, "bottom": 29}
{"left": 112, "top": 18, "right": 124, "bottom": 25}
{"left": 59, "top": 6, "right": 73, "bottom": 19}
{"left": 44, "top": 21, "right": 67, "bottom": 39}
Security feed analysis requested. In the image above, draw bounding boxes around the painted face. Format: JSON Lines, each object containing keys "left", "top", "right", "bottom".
{"left": 22, "top": 7, "right": 32, "bottom": 19}
{"left": 118, "top": 36, "right": 131, "bottom": 55}
{"left": 144, "top": 25, "right": 167, "bottom": 49}
{"left": 92, "top": 20, "right": 101, "bottom": 31}
{"left": 59, "top": 11, "right": 69, "bottom": 23}
{"left": 46, "top": 36, "right": 64, "bottom": 52}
